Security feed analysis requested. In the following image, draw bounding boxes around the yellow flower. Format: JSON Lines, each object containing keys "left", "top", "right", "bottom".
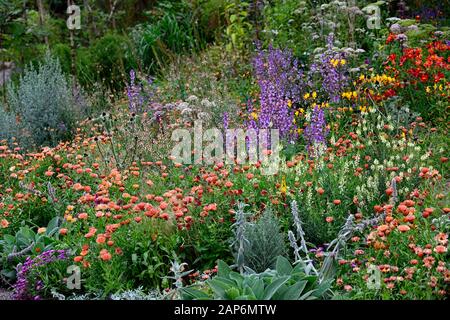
{"left": 280, "top": 176, "right": 287, "bottom": 194}
{"left": 312, "top": 91, "right": 317, "bottom": 99}
{"left": 359, "top": 74, "right": 365, "bottom": 81}
{"left": 303, "top": 93, "right": 310, "bottom": 99}
{"left": 299, "top": 108, "right": 305, "bottom": 113}
{"left": 297, "top": 128, "right": 303, "bottom": 134}
{"left": 352, "top": 91, "right": 358, "bottom": 98}
{"left": 330, "top": 59, "right": 339, "bottom": 68}
{"left": 287, "top": 99, "right": 293, "bottom": 107}
{"left": 340, "top": 59, "right": 346, "bottom": 65}
{"left": 426, "top": 86, "right": 431, "bottom": 93}
{"left": 251, "top": 112, "right": 258, "bottom": 120}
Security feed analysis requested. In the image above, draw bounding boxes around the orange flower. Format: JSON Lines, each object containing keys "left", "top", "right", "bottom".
{"left": 333, "top": 199, "right": 341, "bottom": 205}
{"left": 99, "top": 249, "right": 112, "bottom": 261}
{"left": 385, "top": 187, "right": 393, "bottom": 196}
{"left": 325, "top": 216, "right": 334, "bottom": 223}
{"left": 78, "top": 212, "right": 88, "bottom": 219}
{"left": 225, "top": 181, "right": 233, "bottom": 188}
{"left": 397, "top": 225, "right": 410, "bottom": 232}
{"left": 74, "top": 256, "right": 83, "bottom": 262}
{"left": 96, "top": 235, "right": 106, "bottom": 244}
{"left": 159, "top": 201, "right": 168, "bottom": 210}
{"left": 434, "top": 245, "right": 447, "bottom": 254}
{"left": 160, "top": 213, "right": 169, "bottom": 220}
{"left": 317, "top": 188, "right": 325, "bottom": 195}
{"left": 37, "top": 227, "right": 47, "bottom": 234}
{"left": 1, "top": 219, "right": 9, "bottom": 228}
{"left": 59, "top": 228, "right": 68, "bottom": 236}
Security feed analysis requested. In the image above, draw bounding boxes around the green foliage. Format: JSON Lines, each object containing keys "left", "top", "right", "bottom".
{"left": 5, "top": 53, "right": 82, "bottom": 149}
{"left": 90, "top": 33, "right": 137, "bottom": 93}
{"left": 131, "top": 4, "right": 202, "bottom": 74}
{"left": 224, "top": 0, "right": 252, "bottom": 52}
{"left": 181, "top": 257, "right": 332, "bottom": 300}
{"left": 242, "top": 208, "right": 287, "bottom": 273}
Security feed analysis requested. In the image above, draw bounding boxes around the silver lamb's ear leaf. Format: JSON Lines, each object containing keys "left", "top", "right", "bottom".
{"left": 243, "top": 266, "right": 257, "bottom": 274}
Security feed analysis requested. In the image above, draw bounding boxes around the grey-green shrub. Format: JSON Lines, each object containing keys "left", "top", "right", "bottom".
{"left": 242, "top": 208, "right": 287, "bottom": 273}
{"left": 0, "top": 106, "right": 18, "bottom": 144}
{"left": 6, "top": 53, "right": 81, "bottom": 149}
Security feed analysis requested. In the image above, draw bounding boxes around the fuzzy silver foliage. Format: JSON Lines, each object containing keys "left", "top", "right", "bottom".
{"left": 0, "top": 106, "right": 18, "bottom": 144}
{"left": 6, "top": 53, "right": 82, "bottom": 149}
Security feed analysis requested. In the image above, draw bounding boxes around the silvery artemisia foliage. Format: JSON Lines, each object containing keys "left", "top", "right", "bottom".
{"left": 241, "top": 208, "right": 287, "bottom": 273}
{"left": 5, "top": 53, "right": 81, "bottom": 149}
{"left": 0, "top": 106, "right": 18, "bottom": 145}
{"left": 52, "top": 287, "right": 163, "bottom": 300}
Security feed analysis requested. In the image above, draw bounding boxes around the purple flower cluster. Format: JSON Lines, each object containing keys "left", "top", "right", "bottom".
{"left": 309, "top": 33, "right": 348, "bottom": 103}
{"left": 126, "top": 69, "right": 156, "bottom": 114}
{"left": 303, "top": 106, "right": 328, "bottom": 158}
{"left": 13, "top": 249, "right": 69, "bottom": 300}
{"left": 223, "top": 112, "right": 229, "bottom": 130}
{"left": 253, "top": 45, "right": 303, "bottom": 141}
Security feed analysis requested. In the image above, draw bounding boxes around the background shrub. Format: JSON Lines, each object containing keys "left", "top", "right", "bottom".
{"left": 6, "top": 53, "right": 83, "bottom": 149}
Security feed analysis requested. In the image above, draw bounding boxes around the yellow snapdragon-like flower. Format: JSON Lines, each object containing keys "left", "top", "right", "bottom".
{"left": 280, "top": 176, "right": 287, "bottom": 194}
{"left": 251, "top": 112, "right": 258, "bottom": 120}
{"left": 312, "top": 91, "right": 317, "bottom": 99}
{"left": 287, "top": 99, "right": 293, "bottom": 107}
{"left": 303, "top": 93, "right": 310, "bottom": 99}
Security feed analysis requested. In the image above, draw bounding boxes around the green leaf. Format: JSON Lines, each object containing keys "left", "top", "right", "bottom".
{"left": 208, "top": 278, "right": 233, "bottom": 298}
{"left": 230, "top": 14, "right": 237, "bottom": 23}
{"left": 46, "top": 217, "right": 60, "bottom": 237}
{"left": 283, "top": 281, "right": 307, "bottom": 300}
{"left": 225, "top": 287, "right": 240, "bottom": 299}
{"left": 180, "top": 287, "right": 210, "bottom": 300}
{"left": 263, "top": 276, "right": 289, "bottom": 300}
{"left": 3, "top": 234, "right": 15, "bottom": 244}
{"left": 217, "top": 260, "right": 231, "bottom": 278}
{"left": 299, "top": 289, "right": 316, "bottom": 300}
{"left": 276, "top": 256, "right": 292, "bottom": 276}
{"left": 251, "top": 278, "right": 265, "bottom": 299}
{"left": 229, "top": 271, "right": 244, "bottom": 285}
